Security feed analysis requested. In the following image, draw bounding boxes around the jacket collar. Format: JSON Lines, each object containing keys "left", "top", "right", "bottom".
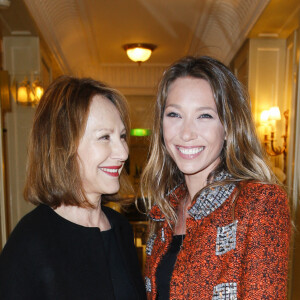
{"left": 148, "top": 171, "right": 235, "bottom": 222}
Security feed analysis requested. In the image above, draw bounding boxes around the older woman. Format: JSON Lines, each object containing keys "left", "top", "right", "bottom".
{"left": 0, "top": 76, "right": 146, "bottom": 299}
{"left": 141, "top": 56, "right": 291, "bottom": 299}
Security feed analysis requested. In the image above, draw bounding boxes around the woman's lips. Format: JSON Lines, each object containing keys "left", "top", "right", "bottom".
{"left": 99, "top": 166, "right": 122, "bottom": 177}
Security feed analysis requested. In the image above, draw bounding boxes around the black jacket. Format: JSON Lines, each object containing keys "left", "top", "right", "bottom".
{"left": 0, "top": 204, "right": 146, "bottom": 300}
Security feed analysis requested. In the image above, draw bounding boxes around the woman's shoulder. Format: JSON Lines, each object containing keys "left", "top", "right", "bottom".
{"left": 0, "top": 205, "right": 54, "bottom": 268}
{"left": 237, "top": 181, "right": 288, "bottom": 211}
{"left": 1, "top": 205, "right": 54, "bottom": 250}
{"left": 240, "top": 181, "right": 286, "bottom": 198}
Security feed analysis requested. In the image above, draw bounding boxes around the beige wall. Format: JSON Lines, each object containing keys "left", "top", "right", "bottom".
{"left": 5, "top": 103, "right": 35, "bottom": 231}
{"left": 289, "top": 26, "right": 300, "bottom": 300}
{"left": 126, "top": 95, "right": 155, "bottom": 193}
{"left": 234, "top": 38, "right": 288, "bottom": 179}
{"left": 232, "top": 29, "right": 300, "bottom": 299}
{"left": 0, "top": 73, "right": 8, "bottom": 248}
{"left": 1, "top": 36, "right": 62, "bottom": 237}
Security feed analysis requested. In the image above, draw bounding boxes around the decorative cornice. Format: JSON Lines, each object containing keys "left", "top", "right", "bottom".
{"left": 188, "top": 0, "right": 269, "bottom": 64}
{"left": 98, "top": 65, "right": 167, "bottom": 95}
{"left": 23, "top": 0, "right": 269, "bottom": 90}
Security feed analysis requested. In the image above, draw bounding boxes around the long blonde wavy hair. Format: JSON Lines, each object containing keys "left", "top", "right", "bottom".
{"left": 141, "top": 56, "right": 277, "bottom": 231}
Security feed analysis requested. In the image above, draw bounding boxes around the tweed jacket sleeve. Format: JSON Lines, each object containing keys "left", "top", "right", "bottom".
{"left": 237, "top": 183, "right": 291, "bottom": 298}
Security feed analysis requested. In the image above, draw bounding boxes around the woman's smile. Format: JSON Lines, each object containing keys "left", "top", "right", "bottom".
{"left": 98, "top": 165, "right": 122, "bottom": 177}
{"left": 176, "top": 146, "right": 205, "bottom": 159}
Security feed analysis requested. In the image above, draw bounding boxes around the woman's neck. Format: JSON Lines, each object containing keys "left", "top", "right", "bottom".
{"left": 185, "top": 175, "right": 207, "bottom": 200}
{"left": 54, "top": 201, "right": 111, "bottom": 231}
{"left": 174, "top": 193, "right": 191, "bottom": 235}
{"left": 184, "top": 159, "right": 221, "bottom": 199}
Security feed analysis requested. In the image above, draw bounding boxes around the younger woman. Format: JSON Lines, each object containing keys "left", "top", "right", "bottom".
{"left": 142, "top": 56, "right": 291, "bottom": 299}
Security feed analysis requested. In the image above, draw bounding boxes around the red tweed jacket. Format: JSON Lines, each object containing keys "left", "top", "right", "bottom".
{"left": 144, "top": 181, "right": 291, "bottom": 300}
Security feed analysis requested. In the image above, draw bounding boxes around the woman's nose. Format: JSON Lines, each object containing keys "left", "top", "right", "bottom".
{"left": 180, "top": 119, "right": 197, "bottom": 142}
{"left": 112, "top": 139, "right": 129, "bottom": 161}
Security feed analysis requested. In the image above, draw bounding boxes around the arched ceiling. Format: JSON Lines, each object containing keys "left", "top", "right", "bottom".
{"left": 1, "top": 0, "right": 299, "bottom": 94}
{"left": 22, "top": 0, "right": 267, "bottom": 76}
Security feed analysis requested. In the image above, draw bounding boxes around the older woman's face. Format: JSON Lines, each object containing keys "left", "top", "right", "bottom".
{"left": 163, "top": 77, "right": 225, "bottom": 182}
{"left": 77, "top": 95, "right": 128, "bottom": 203}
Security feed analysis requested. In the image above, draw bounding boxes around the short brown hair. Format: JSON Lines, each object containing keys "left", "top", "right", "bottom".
{"left": 24, "top": 75, "right": 131, "bottom": 208}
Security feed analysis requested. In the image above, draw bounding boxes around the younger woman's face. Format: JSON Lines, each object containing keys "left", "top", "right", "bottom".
{"left": 163, "top": 77, "right": 225, "bottom": 182}
{"left": 77, "top": 95, "right": 128, "bottom": 203}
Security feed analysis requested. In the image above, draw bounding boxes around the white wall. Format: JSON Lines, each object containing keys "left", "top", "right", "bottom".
{"left": 5, "top": 102, "right": 35, "bottom": 230}
{"left": 2, "top": 36, "right": 40, "bottom": 232}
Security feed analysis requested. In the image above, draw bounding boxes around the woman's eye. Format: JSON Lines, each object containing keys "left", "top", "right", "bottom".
{"left": 199, "top": 113, "right": 213, "bottom": 119}
{"left": 120, "top": 133, "right": 127, "bottom": 140}
{"left": 166, "top": 112, "right": 180, "bottom": 118}
{"left": 99, "top": 135, "right": 110, "bottom": 140}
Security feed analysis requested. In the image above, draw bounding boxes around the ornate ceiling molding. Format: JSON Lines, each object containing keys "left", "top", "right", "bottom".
{"left": 188, "top": 0, "right": 269, "bottom": 64}
{"left": 23, "top": 0, "right": 269, "bottom": 93}
{"left": 98, "top": 64, "right": 167, "bottom": 95}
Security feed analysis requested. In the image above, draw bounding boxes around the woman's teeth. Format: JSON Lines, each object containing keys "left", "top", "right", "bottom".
{"left": 178, "top": 147, "right": 204, "bottom": 155}
{"left": 100, "top": 168, "right": 119, "bottom": 174}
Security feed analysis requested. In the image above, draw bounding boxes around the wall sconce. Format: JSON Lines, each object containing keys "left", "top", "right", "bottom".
{"left": 123, "top": 43, "right": 157, "bottom": 64}
{"left": 17, "top": 78, "right": 44, "bottom": 106}
{"left": 260, "top": 106, "right": 289, "bottom": 174}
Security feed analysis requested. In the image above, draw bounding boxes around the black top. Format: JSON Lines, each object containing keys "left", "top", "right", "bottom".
{"left": 156, "top": 235, "right": 185, "bottom": 300}
{"left": 101, "top": 228, "right": 136, "bottom": 299}
{"left": 0, "top": 204, "right": 146, "bottom": 300}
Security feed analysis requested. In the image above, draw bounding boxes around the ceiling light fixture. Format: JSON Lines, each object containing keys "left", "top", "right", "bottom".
{"left": 123, "top": 43, "right": 157, "bottom": 64}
